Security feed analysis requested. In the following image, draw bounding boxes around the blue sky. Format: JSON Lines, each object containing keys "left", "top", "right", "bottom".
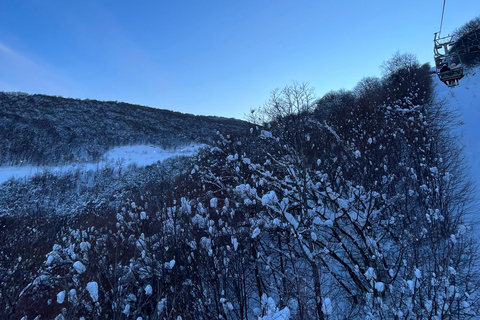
{"left": 0, "top": 1, "right": 478, "bottom": 119}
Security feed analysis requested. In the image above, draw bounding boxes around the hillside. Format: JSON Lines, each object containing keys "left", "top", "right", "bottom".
{"left": 435, "top": 65, "right": 480, "bottom": 196}
{"left": 0, "top": 93, "right": 251, "bottom": 218}
{"left": 1, "top": 60, "right": 480, "bottom": 320}
{"left": 0, "top": 92, "right": 250, "bottom": 166}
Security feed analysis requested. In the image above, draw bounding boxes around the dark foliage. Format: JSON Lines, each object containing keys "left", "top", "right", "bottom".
{"left": 450, "top": 16, "right": 480, "bottom": 67}
{"left": 0, "top": 92, "right": 250, "bottom": 166}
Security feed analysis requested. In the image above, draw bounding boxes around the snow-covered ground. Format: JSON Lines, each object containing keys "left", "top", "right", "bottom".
{"left": 434, "top": 65, "right": 480, "bottom": 231}
{"left": 434, "top": 66, "right": 480, "bottom": 194}
{"left": 0, "top": 144, "right": 202, "bottom": 185}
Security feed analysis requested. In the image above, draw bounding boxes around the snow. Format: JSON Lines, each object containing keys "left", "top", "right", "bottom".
{"left": 145, "top": 284, "right": 153, "bottom": 295}
{"left": 262, "top": 191, "right": 278, "bottom": 206}
{"left": 324, "top": 219, "right": 333, "bottom": 227}
{"left": 68, "top": 289, "right": 77, "bottom": 303}
{"left": 231, "top": 237, "right": 239, "bottom": 251}
{"left": 260, "top": 130, "right": 274, "bottom": 139}
{"left": 425, "top": 300, "right": 433, "bottom": 312}
{"left": 407, "top": 280, "right": 415, "bottom": 293}
{"left": 79, "top": 242, "right": 91, "bottom": 251}
{"left": 123, "top": 304, "right": 130, "bottom": 315}
{"left": 322, "top": 298, "right": 333, "bottom": 315}
{"left": 448, "top": 266, "right": 457, "bottom": 275}
{"left": 434, "top": 67, "right": 480, "bottom": 235}
{"left": 242, "top": 157, "right": 251, "bottom": 164}
{"left": 46, "top": 255, "right": 55, "bottom": 266}
{"left": 86, "top": 281, "right": 99, "bottom": 302}
{"left": 169, "top": 259, "right": 176, "bottom": 269}
{"left": 414, "top": 268, "right": 421, "bottom": 279}
{"left": 57, "top": 290, "right": 66, "bottom": 304}
{"left": 0, "top": 144, "right": 202, "bottom": 185}
{"left": 157, "top": 298, "right": 167, "bottom": 314}
{"left": 337, "top": 198, "right": 349, "bottom": 210}
{"left": 451, "top": 234, "right": 457, "bottom": 243}
{"left": 375, "top": 282, "right": 385, "bottom": 292}
{"left": 259, "top": 294, "right": 291, "bottom": 320}
{"left": 435, "top": 67, "right": 480, "bottom": 196}
{"left": 284, "top": 212, "right": 299, "bottom": 229}
{"left": 235, "top": 184, "right": 257, "bottom": 198}
{"left": 364, "top": 267, "right": 376, "bottom": 280}
{"left": 210, "top": 197, "right": 218, "bottom": 208}
{"left": 73, "top": 261, "right": 86, "bottom": 274}
{"left": 259, "top": 307, "right": 290, "bottom": 320}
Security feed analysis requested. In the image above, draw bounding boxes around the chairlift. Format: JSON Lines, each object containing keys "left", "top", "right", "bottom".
{"left": 433, "top": 0, "right": 479, "bottom": 86}
{"left": 433, "top": 32, "right": 464, "bottom": 87}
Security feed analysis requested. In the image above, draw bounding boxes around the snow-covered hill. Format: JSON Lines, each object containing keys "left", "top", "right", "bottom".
{"left": 0, "top": 92, "right": 249, "bottom": 166}
{"left": 435, "top": 66, "right": 480, "bottom": 195}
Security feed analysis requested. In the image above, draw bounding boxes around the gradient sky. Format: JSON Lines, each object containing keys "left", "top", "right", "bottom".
{"left": 0, "top": 1, "right": 478, "bottom": 119}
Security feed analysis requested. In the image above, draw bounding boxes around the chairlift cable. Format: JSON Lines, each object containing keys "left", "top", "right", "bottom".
{"left": 439, "top": 0, "right": 447, "bottom": 35}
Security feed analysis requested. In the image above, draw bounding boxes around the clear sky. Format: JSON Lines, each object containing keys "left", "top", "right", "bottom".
{"left": 0, "top": 1, "right": 478, "bottom": 119}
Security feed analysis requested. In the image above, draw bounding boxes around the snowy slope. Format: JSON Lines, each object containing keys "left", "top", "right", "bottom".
{"left": 434, "top": 66, "right": 480, "bottom": 195}
{"left": 0, "top": 144, "right": 202, "bottom": 185}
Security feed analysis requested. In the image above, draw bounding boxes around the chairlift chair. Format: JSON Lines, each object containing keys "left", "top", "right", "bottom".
{"left": 433, "top": 32, "right": 464, "bottom": 87}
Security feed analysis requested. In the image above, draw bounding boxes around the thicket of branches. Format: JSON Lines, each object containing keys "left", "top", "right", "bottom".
{"left": 1, "top": 53, "right": 479, "bottom": 320}
{"left": 451, "top": 16, "right": 480, "bottom": 67}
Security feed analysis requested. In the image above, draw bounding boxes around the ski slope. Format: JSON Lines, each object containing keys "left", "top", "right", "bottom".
{"left": 434, "top": 66, "right": 480, "bottom": 196}
{"left": 0, "top": 144, "right": 202, "bottom": 185}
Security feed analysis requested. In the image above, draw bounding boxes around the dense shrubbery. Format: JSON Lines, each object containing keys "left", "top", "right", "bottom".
{"left": 1, "top": 54, "right": 479, "bottom": 319}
